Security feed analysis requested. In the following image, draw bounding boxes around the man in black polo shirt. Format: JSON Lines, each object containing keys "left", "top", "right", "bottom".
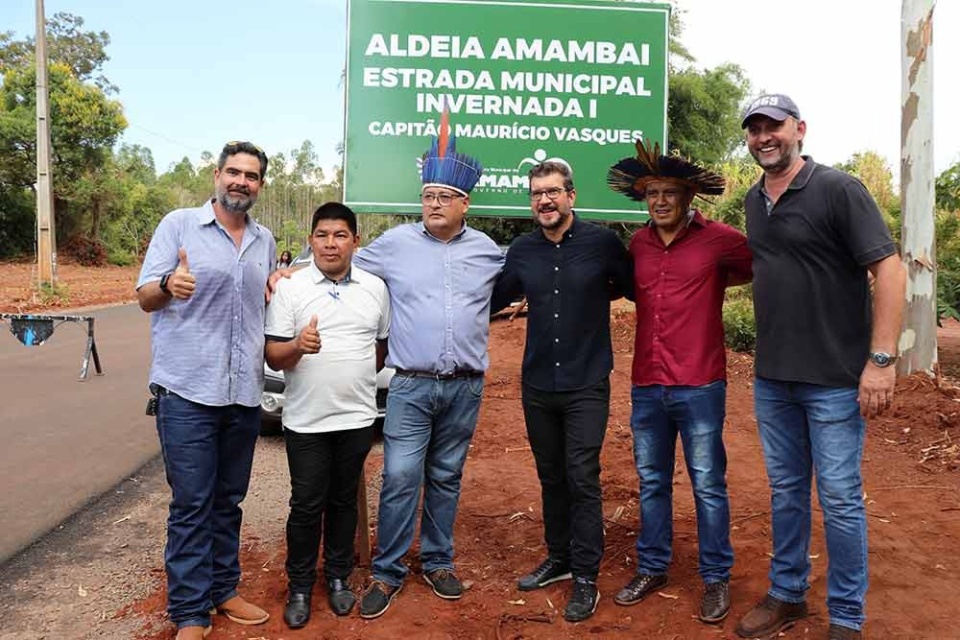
{"left": 493, "top": 161, "right": 633, "bottom": 623}
{"left": 734, "top": 94, "right": 906, "bottom": 640}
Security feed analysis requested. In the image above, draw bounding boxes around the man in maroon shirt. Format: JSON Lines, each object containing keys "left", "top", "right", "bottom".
{"left": 607, "top": 140, "right": 752, "bottom": 624}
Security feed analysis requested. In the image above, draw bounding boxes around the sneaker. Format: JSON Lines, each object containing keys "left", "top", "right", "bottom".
{"left": 517, "top": 557, "right": 573, "bottom": 591}
{"left": 563, "top": 577, "right": 600, "bottom": 622}
{"left": 828, "top": 624, "right": 862, "bottom": 640}
{"left": 699, "top": 580, "right": 730, "bottom": 623}
{"left": 423, "top": 568, "right": 463, "bottom": 600}
{"left": 735, "top": 594, "right": 808, "bottom": 638}
{"left": 359, "top": 580, "right": 402, "bottom": 619}
{"left": 614, "top": 573, "right": 667, "bottom": 606}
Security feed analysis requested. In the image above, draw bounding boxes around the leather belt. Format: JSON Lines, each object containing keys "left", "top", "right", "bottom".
{"left": 395, "top": 368, "right": 483, "bottom": 380}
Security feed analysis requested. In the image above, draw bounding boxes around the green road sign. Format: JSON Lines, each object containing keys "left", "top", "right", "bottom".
{"left": 344, "top": 0, "right": 669, "bottom": 221}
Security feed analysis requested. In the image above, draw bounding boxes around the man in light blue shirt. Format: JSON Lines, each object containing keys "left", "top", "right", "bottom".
{"left": 355, "top": 127, "right": 504, "bottom": 619}
{"left": 137, "top": 141, "right": 275, "bottom": 640}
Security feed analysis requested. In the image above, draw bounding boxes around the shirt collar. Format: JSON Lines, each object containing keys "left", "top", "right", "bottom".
{"left": 538, "top": 212, "right": 579, "bottom": 242}
{"left": 417, "top": 220, "right": 468, "bottom": 242}
{"left": 309, "top": 259, "right": 354, "bottom": 285}
{"left": 199, "top": 197, "right": 261, "bottom": 237}
{"left": 759, "top": 155, "right": 816, "bottom": 198}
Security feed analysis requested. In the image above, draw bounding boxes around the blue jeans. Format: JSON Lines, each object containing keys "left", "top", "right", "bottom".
{"left": 155, "top": 390, "right": 260, "bottom": 629}
{"left": 754, "top": 377, "right": 868, "bottom": 631}
{"left": 630, "top": 382, "right": 733, "bottom": 583}
{"left": 372, "top": 373, "right": 484, "bottom": 586}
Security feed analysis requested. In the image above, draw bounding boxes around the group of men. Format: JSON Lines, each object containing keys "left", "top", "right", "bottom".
{"left": 137, "top": 94, "right": 905, "bottom": 640}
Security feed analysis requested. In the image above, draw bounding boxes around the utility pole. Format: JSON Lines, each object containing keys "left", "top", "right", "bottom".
{"left": 898, "top": 0, "right": 937, "bottom": 376}
{"left": 35, "top": 0, "right": 57, "bottom": 287}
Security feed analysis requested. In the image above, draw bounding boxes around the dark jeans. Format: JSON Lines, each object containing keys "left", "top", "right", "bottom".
{"left": 284, "top": 425, "right": 375, "bottom": 593}
{"left": 630, "top": 382, "right": 733, "bottom": 583}
{"left": 521, "top": 377, "right": 610, "bottom": 581}
{"left": 155, "top": 390, "right": 260, "bottom": 629}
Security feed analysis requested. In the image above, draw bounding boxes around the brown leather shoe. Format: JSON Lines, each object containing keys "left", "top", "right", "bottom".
{"left": 735, "top": 594, "right": 808, "bottom": 638}
{"left": 175, "top": 625, "right": 212, "bottom": 640}
{"left": 699, "top": 580, "right": 730, "bottom": 623}
{"left": 828, "top": 624, "right": 862, "bottom": 639}
{"left": 215, "top": 595, "right": 270, "bottom": 625}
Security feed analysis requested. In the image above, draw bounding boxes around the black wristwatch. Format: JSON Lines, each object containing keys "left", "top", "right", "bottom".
{"left": 868, "top": 351, "right": 897, "bottom": 368}
{"left": 159, "top": 273, "right": 172, "bottom": 296}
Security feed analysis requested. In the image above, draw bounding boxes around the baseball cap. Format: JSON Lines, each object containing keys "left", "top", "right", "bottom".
{"left": 741, "top": 94, "right": 801, "bottom": 128}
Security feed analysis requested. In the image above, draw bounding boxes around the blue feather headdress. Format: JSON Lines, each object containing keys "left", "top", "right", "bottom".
{"left": 420, "top": 109, "right": 483, "bottom": 196}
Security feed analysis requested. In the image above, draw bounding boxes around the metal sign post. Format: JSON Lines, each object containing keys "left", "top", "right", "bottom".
{"left": 1, "top": 314, "right": 104, "bottom": 381}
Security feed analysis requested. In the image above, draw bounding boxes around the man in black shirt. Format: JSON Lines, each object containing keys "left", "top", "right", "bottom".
{"left": 735, "top": 94, "right": 905, "bottom": 640}
{"left": 493, "top": 161, "right": 632, "bottom": 622}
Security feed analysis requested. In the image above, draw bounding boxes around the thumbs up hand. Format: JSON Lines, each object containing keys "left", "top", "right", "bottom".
{"left": 169, "top": 248, "right": 197, "bottom": 299}
{"left": 297, "top": 314, "right": 322, "bottom": 354}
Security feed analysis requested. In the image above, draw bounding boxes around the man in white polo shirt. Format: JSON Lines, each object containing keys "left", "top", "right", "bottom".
{"left": 265, "top": 202, "right": 390, "bottom": 628}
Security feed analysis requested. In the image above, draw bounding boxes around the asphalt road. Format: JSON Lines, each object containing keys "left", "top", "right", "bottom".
{"left": 0, "top": 303, "right": 158, "bottom": 563}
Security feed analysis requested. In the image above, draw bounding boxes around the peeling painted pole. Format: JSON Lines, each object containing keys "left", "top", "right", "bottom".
{"left": 35, "top": 0, "right": 57, "bottom": 287}
{"left": 898, "top": 0, "right": 937, "bottom": 376}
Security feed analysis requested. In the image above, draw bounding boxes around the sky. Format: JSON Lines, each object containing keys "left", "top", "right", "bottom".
{"left": 4, "top": 0, "right": 959, "bottom": 183}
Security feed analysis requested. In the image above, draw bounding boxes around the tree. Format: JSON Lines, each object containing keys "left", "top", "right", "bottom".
{"left": 0, "top": 15, "right": 126, "bottom": 259}
{"left": 667, "top": 63, "right": 750, "bottom": 166}
{"left": 0, "top": 13, "right": 114, "bottom": 92}
{"left": 834, "top": 151, "right": 900, "bottom": 239}
{"left": 937, "top": 160, "right": 960, "bottom": 212}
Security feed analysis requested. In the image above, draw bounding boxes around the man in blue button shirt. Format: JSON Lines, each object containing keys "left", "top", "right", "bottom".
{"left": 355, "top": 124, "right": 504, "bottom": 619}
{"left": 137, "top": 141, "right": 275, "bottom": 640}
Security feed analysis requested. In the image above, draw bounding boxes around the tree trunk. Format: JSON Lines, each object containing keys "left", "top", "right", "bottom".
{"left": 898, "top": 0, "right": 937, "bottom": 376}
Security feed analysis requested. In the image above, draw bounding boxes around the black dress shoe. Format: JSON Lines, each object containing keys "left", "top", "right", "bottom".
{"left": 284, "top": 592, "right": 311, "bottom": 629}
{"left": 327, "top": 578, "right": 356, "bottom": 616}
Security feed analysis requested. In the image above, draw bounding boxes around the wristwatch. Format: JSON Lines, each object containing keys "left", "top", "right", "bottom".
{"left": 159, "top": 273, "right": 172, "bottom": 296}
{"left": 868, "top": 351, "right": 897, "bottom": 368}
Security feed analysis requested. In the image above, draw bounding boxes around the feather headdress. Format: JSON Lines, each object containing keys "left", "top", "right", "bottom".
{"left": 607, "top": 138, "right": 725, "bottom": 203}
{"left": 420, "top": 107, "right": 483, "bottom": 196}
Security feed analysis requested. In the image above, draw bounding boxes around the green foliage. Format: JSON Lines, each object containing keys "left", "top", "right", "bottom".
{"left": 0, "top": 13, "right": 114, "bottom": 92}
{"left": 0, "top": 16, "right": 126, "bottom": 259}
{"left": 0, "top": 183, "right": 34, "bottom": 257}
{"left": 256, "top": 141, "right": 343, "bottom": 246}
{"left": 701, "top": 157, "right": 761, "bottom": 231}
{"left": 722, "top": 290, "right": 755, "bottom": 353}
{"left": 37, "top": 280, "right": 69, "bottom": 305}
{"left": 935, "top": 209, "right": 960, "bottom": 322}
{"left": 938, "top": 160, "right": 960, "bottom": 212}
{"left": 667, "top": 63, "right": 750, "bottom": 165}
{"left": 276, "top": 218, "right": 308, "bottom": 255}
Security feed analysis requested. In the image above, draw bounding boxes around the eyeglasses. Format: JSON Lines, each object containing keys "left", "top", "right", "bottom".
{"left": 529, "top": 187, "right": 570, "bottom": 201}
{"left": 420, "top": 192, "right": 464, "bottom": 206}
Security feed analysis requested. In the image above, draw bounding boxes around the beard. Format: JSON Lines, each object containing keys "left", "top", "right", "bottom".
{"left": 217, "top": 186, "right": 257, "bottom": 214}
{"left": 750, "top": 142, "right": 800, "bottom": 175}
{"left": 536, "top": 204, "right": 569, "bottom": 230}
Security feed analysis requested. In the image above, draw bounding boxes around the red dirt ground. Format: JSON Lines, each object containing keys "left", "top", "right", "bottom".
{"left": 3, "top": 262, "right": 958, "bottom": 639}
